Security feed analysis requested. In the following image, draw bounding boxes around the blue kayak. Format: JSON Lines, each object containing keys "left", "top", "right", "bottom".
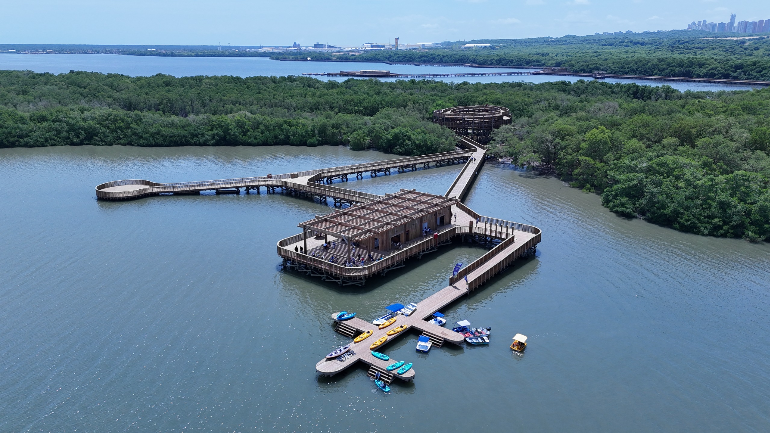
{"left": 336, "top": 311, "right": 356, "bottom": 321}
{"left": 386, "top": 360, "right": 405, "bottom": 371}
{"left": 375, "top": 379, "right": 390, "bottom": 392}
{"left": 371, "top": 351, "right": 389, "bottom": 361}
{"left": 397, "top": 362, "right": 413, "bottom": 375}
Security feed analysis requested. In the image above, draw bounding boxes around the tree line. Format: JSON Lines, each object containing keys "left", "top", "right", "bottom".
{"left": 272, "top": 32, "right": 770, "bottom": 81}
{"left": 0, "top": 70, "right": 768, "bottom": 240}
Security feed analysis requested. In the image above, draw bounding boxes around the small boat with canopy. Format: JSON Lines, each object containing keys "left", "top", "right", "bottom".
{"left": 372, "top": 303, "right": 405, "bottom": 325}
{"left": 416, "top": 335, "right": 432, "bottom": 353}
{"left": 510, "top": 334, "right": 527, "bottom": 352}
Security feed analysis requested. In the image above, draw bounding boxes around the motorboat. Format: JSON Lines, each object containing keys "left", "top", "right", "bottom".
{"left": 353, "top": 330, "right": 373, "bottom": 343}
{"left": 325, "top": 344, "right": 352, "bottom": 359}
{"left": 416, "top": 335, "right": 432, "bottom": 353}
{"left": 471, "top": 327, "right": 491, "bottom": 337}
{"left": 371, "top": 351, "right": 390, "bottom": 361}
{"left": 396, "top": 362, "right": 413, "bottom": 375}
{"left": 465, "top": 336, "right": 489, "bottom": 345}
{"left": 378, "top": 317, "right": 397, "bottom": 329}
{"left": 335, "top": 311, "right": 356, "bottom": 321}
{"left": 373, "top": 303, "right": 405, "bottom": 325}
{"left": 386, "top": 324, "right": 407, "bottom": 336}
{"left": 370, "top": 336, "right": 388, "bottom": 350}
{"left": 452, "top": 320, "right": 472, "bottom": 333}
{"left": 401, "top": 303, "right": 418, "bottom": 316}
{"left": 511, "top": 334, "right": 527, "bottom": 352}
{"left": 429, "top": 312, "right": 446, "bottom": 326}
{"left": 386, "top": 360, "right": 405, "bottom": 371}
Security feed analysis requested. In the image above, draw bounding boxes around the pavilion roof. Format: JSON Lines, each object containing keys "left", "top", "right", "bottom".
{"left": 298, "top": 189, "right": 456, "bottom": 241}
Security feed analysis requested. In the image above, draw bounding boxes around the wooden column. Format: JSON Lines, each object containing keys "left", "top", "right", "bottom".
{"left": 303, "top": 228, "right": 307, "bottom": 254}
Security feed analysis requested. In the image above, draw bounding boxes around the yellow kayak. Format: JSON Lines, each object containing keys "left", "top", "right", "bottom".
{"left": 378, "top": 317, "right": 397, "bottom": 329}
{"left": 386, "top": 324, "right": 407, "bottom": 336}
{"left": 369, "top": 336, "right": 388, "bottom": 350}
{"left": 354, "top": 330, "right": 373, "bottom": 343}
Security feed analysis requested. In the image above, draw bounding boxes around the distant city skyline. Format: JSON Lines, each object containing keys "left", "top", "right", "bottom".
{"left": 688, "top": 13, "right": 770, "bottom": 33}
{"left": 1, "top": 1, "right": 769, "bottom": 46}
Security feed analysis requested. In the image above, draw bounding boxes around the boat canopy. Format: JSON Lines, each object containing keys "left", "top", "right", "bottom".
{"left": 513, "top": 334, "right": 527, "bottom": 343}
{"left": 385, "top": 303, "right": 405, "bottom": 312}
{"left": 456, "top": 320, "right": 471, "bottom": 327}
{"left": 418, "top": 335, "right": 430, "bottom": 342}
{"left": 432, "top": 312, "right": 444, "bottom": 318}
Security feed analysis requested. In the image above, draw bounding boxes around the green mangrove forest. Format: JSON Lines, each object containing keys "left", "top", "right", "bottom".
{"left": 0, "top": 70, "right": 768, "bottom": 241}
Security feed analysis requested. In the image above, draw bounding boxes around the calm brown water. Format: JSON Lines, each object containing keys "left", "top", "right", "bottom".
{"left": 1, "top": 145, "right": 768, "bottom": 432}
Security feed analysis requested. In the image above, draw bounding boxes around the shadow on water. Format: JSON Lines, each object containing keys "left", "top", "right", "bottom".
{"left": 277, "top": 240, "right": 491, "bottom": 296}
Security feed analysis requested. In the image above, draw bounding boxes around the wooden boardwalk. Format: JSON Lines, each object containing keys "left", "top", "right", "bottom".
{"left": 445, "top": 136, "right": 486, "bottom": 200}
{"left": 93, "top": 122, "right": 543, "bottom": 386}
{"left": 95, "top": 149, "right": 470, "bottom": 201}
{"left": 316, "top": 224, "right": 540, "bottom": 380}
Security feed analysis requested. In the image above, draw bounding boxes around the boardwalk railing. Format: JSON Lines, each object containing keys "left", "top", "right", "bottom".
{"left": 305, "top": 151, "right": 469, "bottom": 183}
{"left": 277, "top": 226, "right": 458, "bottom": 280}
{"left": 449, "top": 219, "right": 541, "bottom": 286}
{"left": 282, "top": 181, "right": 382, "bottom": 203}
{"left": 445, "top": 157, "right": 476, "bottom": 197}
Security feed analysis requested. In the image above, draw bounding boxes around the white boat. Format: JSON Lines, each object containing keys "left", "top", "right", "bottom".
{"left": 416, "top": 335, "right": 432, "bottom": 353}
{"left": 428, "top": 312, "right": 446, "bottom": 326}
{"left": 373, "top": 303, "right": 405, "bottom": 325}
{"left": 373, "top": 312, "right": 395, "bottom": 326}
{"left": 402, "top": 303, "right": 418, "bottom": 316}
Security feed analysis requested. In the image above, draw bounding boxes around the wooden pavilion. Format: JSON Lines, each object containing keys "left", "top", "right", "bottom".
{"left": 296, "top": 189, "right": 456, "bottom": 266}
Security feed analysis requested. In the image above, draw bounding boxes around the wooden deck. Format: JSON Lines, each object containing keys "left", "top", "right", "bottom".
{"left": 95, "top": 149, "right": 470, "bottom": 201}
{"left": 445, "top": 136, "right": 486, "bottom": 200}
{"left": 93, "top": 124, "right": 543, "bottom": 387}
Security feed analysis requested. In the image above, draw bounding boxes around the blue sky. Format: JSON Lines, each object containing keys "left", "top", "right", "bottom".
{"left": 1, "top": 0, "right": 768, "bottom": 46}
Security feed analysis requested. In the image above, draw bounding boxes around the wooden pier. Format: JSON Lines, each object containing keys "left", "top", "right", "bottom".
{"left": 316, "top": 214, "right": 540, "bottom": 380}
{"left": 95, "top": 150, "right": 470, "bottom": 202}
{"left": 94, "top": 105, "right": 543, "bottom": 387}
{"left": 302, "top": 70, "right": 533, "bottom": 79}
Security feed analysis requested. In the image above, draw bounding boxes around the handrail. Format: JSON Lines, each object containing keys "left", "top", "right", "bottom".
{"left": 445, "top": 157, "right": 475, "bottom": 197}
{"left": 306, "top": 150, "right": 470, "bottom": 183}
{"left": 450, "top": 234, "right": 518, "bottom": 285}
{"left": 277, "top": 226, "right": 457, "bottom": 278}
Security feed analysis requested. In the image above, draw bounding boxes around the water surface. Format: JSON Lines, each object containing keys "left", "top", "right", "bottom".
{"left": 0, "top": 54, "right": 762, "bottom": 91}
{"left": 0, "top": 146, "right": 768, "bottom": 432}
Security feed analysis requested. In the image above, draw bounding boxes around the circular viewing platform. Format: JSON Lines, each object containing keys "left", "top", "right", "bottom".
{"left": 433, "top": 105, "right": 512, "bottom": 145}
{"left": 96, "top": 180, "right": 159, "bottom": 201}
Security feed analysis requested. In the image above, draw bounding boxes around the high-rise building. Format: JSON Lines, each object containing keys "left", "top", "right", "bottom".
{"left": 729, "top": 14, "right": 736, "bottom": 32}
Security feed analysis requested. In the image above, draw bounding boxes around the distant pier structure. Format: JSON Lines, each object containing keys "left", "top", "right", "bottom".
{"left": 433, "top": 105, "right": 512, "bottom": 145}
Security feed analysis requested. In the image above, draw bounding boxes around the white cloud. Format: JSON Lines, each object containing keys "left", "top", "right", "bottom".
{"left": 568, "top": 0, "right": 590, "bottom": 5}
{"left": 557, "top": 11, "right": 597, "bottom": 24}
{"left": 493, "top": 18, "right": 522, "bottom": 24}
{"left": 647, "top": 15, "right": 661, "bottom": 20}
{"left": 421, "top": 23, "right": 439, "bottom": 28}
{"left": 606, "top": 14, "right": 632, "bottom": 25}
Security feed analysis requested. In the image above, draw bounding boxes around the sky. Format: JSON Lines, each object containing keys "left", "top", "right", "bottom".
{"left": 1, "top": 0, "right": 769, "bottom": 46}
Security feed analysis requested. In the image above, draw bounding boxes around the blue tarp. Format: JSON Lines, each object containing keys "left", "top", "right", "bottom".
{"left": 418, "top": 335, "right": 430, "bottom": 342}
{"left": 433, "top": 312, "right": 444, "bottom": 318}
{"left": 385, "top": 303, "right": 405, "bottom": 312}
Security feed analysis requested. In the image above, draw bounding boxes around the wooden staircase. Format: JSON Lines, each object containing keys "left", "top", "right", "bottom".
{"left": 334, "top": 321, "right": 357, "bottom": 338}
{"left": 367, "top": 365, "right": 395, "bottom": 384}
{"left": 421, "top": 332, "right": 445, "bottom": 348}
